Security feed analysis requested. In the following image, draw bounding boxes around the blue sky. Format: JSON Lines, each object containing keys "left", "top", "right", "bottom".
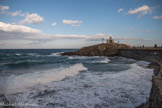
{"left": 0, "top": 0, "right": 162, "bottom": 49}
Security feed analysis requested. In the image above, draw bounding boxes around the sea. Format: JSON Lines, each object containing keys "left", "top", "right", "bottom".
{"left": 0, "top": 49, "right": 153, "bottom": 108}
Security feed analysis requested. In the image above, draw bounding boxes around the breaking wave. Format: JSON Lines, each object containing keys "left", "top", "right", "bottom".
{"left": 0, "top": 63, "right": 87, "bottom": 95}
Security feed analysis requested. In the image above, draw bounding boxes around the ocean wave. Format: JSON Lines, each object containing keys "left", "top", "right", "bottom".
{"left": 4, "top": 63, "right": 153, "bottom": 108}
{"left": 26, "top": 52, "right": 63, "bottom": 57}
{"left": 0, "top": 63, "right": 87, "bottom": 95}
{"left": 4, "top": 60, "right": 45, "bottom": 68}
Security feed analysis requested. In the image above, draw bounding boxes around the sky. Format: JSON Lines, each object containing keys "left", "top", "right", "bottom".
{"left": 0, "top": 0, "right": 162, "bottom": 49}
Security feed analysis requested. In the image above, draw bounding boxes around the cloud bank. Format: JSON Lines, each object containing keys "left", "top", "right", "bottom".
{"left": 0, "top": 22, "right": 42, "bottom": 34}
{"left": 0, "top": 22, "right": 152, "bottom": 44}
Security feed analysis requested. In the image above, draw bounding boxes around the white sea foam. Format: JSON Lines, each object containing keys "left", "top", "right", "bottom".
{"left": 68, "top": 56, "right": 74, "bottom": 59}
{"left": 4, "top": 62, "right": 153, "bottom": 108}
{"left": 49, "top": 52, "right": 62, "bottom": 56}
{"left": 68, "top": 56, "right": 99, "bottom": 59}
{"left": 92, "top": 58, "right": 110, "bottom": 63}
{"left": 0, "top": 63, "right": 87, "bottom": 95}
{"left": 15, "top": 53, "right": 22, "bottom": 56}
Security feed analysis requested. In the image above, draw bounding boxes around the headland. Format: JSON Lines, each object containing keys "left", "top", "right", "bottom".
{"left": 62, "top": 37, "right": 162, "bottom": 108}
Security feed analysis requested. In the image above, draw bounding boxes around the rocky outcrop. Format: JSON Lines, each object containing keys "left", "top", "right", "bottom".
{"left": 62, "top": 43, "right": 129, "bottom": 56}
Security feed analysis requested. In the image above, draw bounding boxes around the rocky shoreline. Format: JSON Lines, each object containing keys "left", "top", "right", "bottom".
{"left": 136, "top": 63, "right": 162, "bottom": 108}
{"left": 62, "top": 43, "right": 162, "bottom": 108}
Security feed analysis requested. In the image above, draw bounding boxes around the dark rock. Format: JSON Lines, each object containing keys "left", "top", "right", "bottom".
{"left": 83, "top": 84, "right": 92, "bottom": 88}
{"left": 61, "top": 52, "right": 75, "bottom": 56}
{"left": 62, "top": 43, "right": 129, "bottom": 56}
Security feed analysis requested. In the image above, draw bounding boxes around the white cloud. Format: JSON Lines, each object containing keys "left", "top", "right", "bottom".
{"left": 62, "top": 20, "right": 82, "bottom": 24}
{"left": 0, "top": 5, "right": 9, "bottom": 11}
{"left": 11, "top": 11, "right": 22, "bottom": 16}
{"left": 0, "top": 5, "right": 43, "bottom": 25}
{"left": 128, "top": 5, "right": 153, "bottom": 17}
{"left": 128, "top": 5, "right": 150, "bottom": 14}
{"left": 72, "top": 24, "right": 80, "bottom": 27}
{"left": 152, "top": 15, "right": 162, "bottom": 19}
{"left": 25, "top": 34, "right": 91, "bottom": 40}
{"left": 117, "top": 8, "right": 123, "bottom": 13}
{"left": 0, "top": 5, "right": 26, "bottom": 17}
{"left": 19, "top": 13, "right": 44, "bottom": 24}
{"left": 96, "top": 33, "right": 113, "bottom": 37}
{"left": 0, "top": 22, "right": 42, "bottom": 34}
{"left": 51, "top": 22, "right": 56, "bottom": 26}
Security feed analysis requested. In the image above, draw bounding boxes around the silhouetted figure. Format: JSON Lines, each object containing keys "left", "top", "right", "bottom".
{"left": 102, "top": 38, "right": 104, "bottom": 44}
{"left": 143, "top": 45, "right": 144, "bottom": 48}
{"left": 117, "top": 41, "right": 119, "bottom": 46}
{"left": 154, "top": 44, "right": 157, "bottom": 48}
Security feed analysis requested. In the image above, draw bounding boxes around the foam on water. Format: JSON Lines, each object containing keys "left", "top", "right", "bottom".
{"left": 49, "top": 52, "right": 62, "bottom": 56}
{"left": 92, "top": 58, "right": 111, "bottom": 63}
{"left": 68, "top": 56, "right": 99, "bottom": 59}
{"left": 0, "top": 63, "right": 87, "bottom": 95}
{"left": 15, "top": 53, "right": 22, "bottom": 56}
{"left": 4, "top": 62, "right": 153, "bottom": 108}
{"left": 136, "top": 61, "right": 150, "bottom": 67}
